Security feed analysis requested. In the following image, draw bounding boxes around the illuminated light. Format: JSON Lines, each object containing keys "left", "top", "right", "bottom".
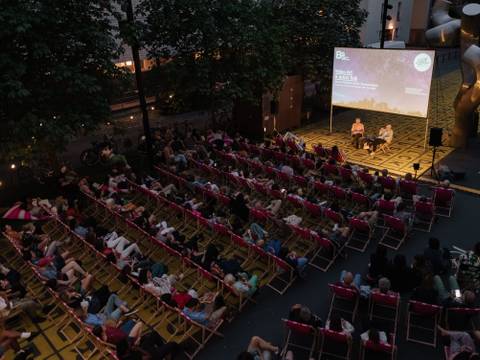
{"left": 39, "top": 122, "right": 43, "bottom": 127}
{"left": 53, "top": 115, "right": 56, "bottom": 119}
{"left": 126, "top": 61, "right": 133, "bottom": 66}
{"left": 81, "top": 123, "right": 85, "bottom": 127}
{"left": 106, "top": 121, "right": 111, "bottom": 126}
{"left": 0, "top": 180, "right": 3, "bottom": 187}
{"left": 10, "top": 164, "right": 16, "bottom": 170}
{"left": 264, "top": 127, "right": 267, "bottom": 132}
{"left": 388, "top": 23, "right": 394, "bottom": 30}
{"left": 169, "top": 94, "right": 174, "bottom": 99}
{"left": 129, "top": 115, "right": 134, "bottom": 120}
{"left": 150, "top": 106, "right": 155, "bottom": 110}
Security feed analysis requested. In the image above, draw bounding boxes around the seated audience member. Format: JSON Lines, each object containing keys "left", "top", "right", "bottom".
{"left": 92, "top": 319, "right": 143, "bottom": 346}
{"left": 326, "top": 313, "right": 354, "bottom": 338}
{"left": 288, "top": 304, "right": 322, "bottom": 327}
{"left": 457, "top": 242, "right": 480, "bottom": 291}
{"left": 337, "top": 271, "right": 361, "bottom": 292}
{"left": 224, "top": 273, "right": 258, "bottom": 297}
{"left": 411, "top": 274, "right": 439, "bottom": 305}
{"left": 394, "top": 202, "right": 413, "bottom": 229}
{"left": 372, "top": 277, "right": 394, "bottom": 295}
{"left": 360, "top": 327, "right": 389, "bottom": 345}
{"left": 81, "top": 293, "right": 136, "bottom": 326}
{"left": 0, "top": 328, "right": 39, "bottom": 359}
{"left": 368, "top": 246, "right": 390, "bottom": 281}
{"left": 237, "top": 336, "right": 279, "bottom": 360}
{"left": 438, "top": 326, "right": 480, "bottom": 360}
{"left": 182, "top": 297, "right": 226, "bottom": 327}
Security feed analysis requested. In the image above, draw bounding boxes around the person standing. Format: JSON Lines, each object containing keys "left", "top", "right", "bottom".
{"left": 351, "top": 118, "right": 365, "bottom": 149}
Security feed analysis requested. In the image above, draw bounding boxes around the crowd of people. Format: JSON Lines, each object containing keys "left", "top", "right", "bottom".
{"left": 0, "top": 124, "right": 470, "bottom": 360}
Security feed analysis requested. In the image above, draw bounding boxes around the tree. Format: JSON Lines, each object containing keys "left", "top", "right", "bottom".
{"left": 0, "top": 0, "right": 125, "bottom": 162}
{"left": 275, "top": 0, "right": 367, "bottom": 107}
{"left": 138, "top": 0, "right": 287, "bottom": 122}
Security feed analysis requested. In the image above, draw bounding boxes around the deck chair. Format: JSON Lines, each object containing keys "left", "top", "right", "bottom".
{"left": 368, "top": 292, "right": 400, "bottom": 344}
{"left": 360, "top": 340, "right": 397, "bottom": 360}
{"left": 346, "top": 217, "right": 373, "bottom": 252}
{"left": 280, "top": 319, "right": 317, "bottom": 359}
{"left": 328, "top": 284, "right": 359, "bottom": 322}
{"left": 433, "top": 187, "right": 455, "bottom": 217}
{"left": 406, "top": 300, "right": 442, "bottom": 347}
{"left": 413, "top": 201, "right": 435, "bottom": 232}
{"left": 310, "top": 234, "right": 339, "bottom": 272}
{"left": 318, "top": 328, "right": 352, "bottom": 360}
{"left": 379, "top": 215, "right": 408, "bottom": 250}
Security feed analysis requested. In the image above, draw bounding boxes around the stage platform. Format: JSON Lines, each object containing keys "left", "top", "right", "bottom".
{"left": 295, "top": 68, "right": 460, "bottom": 177}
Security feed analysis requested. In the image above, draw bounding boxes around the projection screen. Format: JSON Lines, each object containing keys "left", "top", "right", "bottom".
{"left": 331, "top": 48, "right": 435, "bottom": 118}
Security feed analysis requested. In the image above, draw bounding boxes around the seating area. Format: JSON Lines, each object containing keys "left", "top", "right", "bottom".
{"left": 1, "top": 127, "right": 477, "bottom": 360}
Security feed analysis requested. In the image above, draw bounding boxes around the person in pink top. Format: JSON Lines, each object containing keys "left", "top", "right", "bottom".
{"left": 351, "top": 118, "right": 365, "bottom": 149}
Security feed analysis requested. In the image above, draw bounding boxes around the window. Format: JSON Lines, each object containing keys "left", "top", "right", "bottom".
{"left": 397, "top": 1, "right": 402, "bottom": 21}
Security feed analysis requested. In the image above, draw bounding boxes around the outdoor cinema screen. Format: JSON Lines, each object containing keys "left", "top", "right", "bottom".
{"left": 331, "top": 47, "right": 435, "bottom": 118}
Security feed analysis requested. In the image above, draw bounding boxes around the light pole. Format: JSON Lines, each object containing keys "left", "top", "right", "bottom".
{"left": 380, "top": 0, "right": 393, "bottom": 49}
{"left": 123, "top": 0, "right": 154, "bottom": 170}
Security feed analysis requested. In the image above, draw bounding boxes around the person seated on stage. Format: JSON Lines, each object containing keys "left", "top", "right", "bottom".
{"left": 369, "top": 124, "right": 394, "bottom": 156}
{"left": 351, "top": 118, "right": 365, "bottom": 149}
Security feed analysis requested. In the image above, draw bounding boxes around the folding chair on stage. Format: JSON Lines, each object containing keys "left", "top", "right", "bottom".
{"left": 433, "top": 187, "right": 455, "bottom": 217}
{"left": 379, "top": 215, "right": 408, "bottom": 250}
{"left": 280, "top": 319, "right": 317, "bottom": 359}
{"left": 406, "top": 300, "right": 442, "bottom": 347}
{"left": 414, "top": 201, "right": 435, "bottom": 232}
{"left": 346, "top": 217, "right": 373, "bottom": 252}
{"left": 328, "top": 284, "right": 359, "bottom": 322}
{"left": 318, "top": 328, "right": 352, "bottom": 360}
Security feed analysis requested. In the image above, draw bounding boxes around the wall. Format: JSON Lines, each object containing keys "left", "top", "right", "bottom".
{"left": 360, "top": 0, "right": 415, "bottom": 46}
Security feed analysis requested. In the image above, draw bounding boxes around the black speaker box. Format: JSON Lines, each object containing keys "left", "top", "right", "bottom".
{"left": 270, "top": 100, "right": 278, "bottom": 115}
{"left": 429, "top": 127, "right": 443, "bottom": 147}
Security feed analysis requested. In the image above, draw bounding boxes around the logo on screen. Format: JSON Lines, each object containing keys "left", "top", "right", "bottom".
{"left": 414, "top": 53, "right": 432, "bottom": 72}
{"left": 336, "top": 50, "right": 350, "bottom": 61}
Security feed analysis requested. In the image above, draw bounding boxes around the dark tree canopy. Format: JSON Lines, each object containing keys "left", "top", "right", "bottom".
{"left": 0, "top": 0, "right": 124, "bottom": 161}
{"left": 139, "top": 0, "right": 366, "bottom": 115}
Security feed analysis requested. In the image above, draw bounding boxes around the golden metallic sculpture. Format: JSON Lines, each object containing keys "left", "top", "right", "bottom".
{"left": 426, "top": 1, "right": 480, "bottom": 147}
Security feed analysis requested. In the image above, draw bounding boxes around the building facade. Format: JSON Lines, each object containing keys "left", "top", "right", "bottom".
{"left": 359, "top": 0, "right": 433, "bottom": 47}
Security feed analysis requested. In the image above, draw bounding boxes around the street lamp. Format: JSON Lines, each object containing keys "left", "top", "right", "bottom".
{"left": 380, "top": 0, "right": 393, "bottom": 49}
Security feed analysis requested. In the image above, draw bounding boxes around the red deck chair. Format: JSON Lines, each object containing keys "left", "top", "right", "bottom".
{"left": 376, "top": 199, "right": 396, "bottom": 216}
{"left": 302, "top": 158, "right": 315, "bottom": 169}
{"left": 445, "top": 307, "right": 480, "bottom": 331}
{"left": 293, "top": 175, "right": 307, "bottom": 187}
{"left": 274, "top": 151, "right": 287, "bottom": 162}
{"left": 250, "top": 208, "right": 269, "bottom": 224}
{"left": 324, "top": 208, "right": 344, "bottom": 225}
{"left": 264, "top": 166, "right": 276, "bottom": 176}
{"left": 304, "top": 201, "right": 322, "bottom": 218}
{"left": 313, "top": 144, "right": 326, "bottom": 157}
{"left": 358, "top": 171, "right": 374, "bottom": 186}
{"left": 339, "top": 167, "right": 353, "bottom": 183}
{"left": 287, "top": 154, "right": 300, "bottom": 168}
{"left": 286, "top": 139, "right": 298, "bottom": 153}
{"left": 351, "top": 192, "right": 370, "bottom": 211}
{"left": 267, "top": 256, "right": 296, "bottom": 295}
{"left": 360, "top": 340, "right": 397, "bottom": 360}
{"left": 269, "top": 189, "right": 285, "bottom": 199}
{"left": 346, "top": 218, "right": 372, "bottom": 252}
{"left": 318, "top": 328, "right": 352, "bottom": 360}
{"left": 433, "top": 187, "right": 455, "bottom": 217}
{"left": 414, "top": 201, "right": 435, "bottom": 232}
{"left": 406, "top": 300, "right": 442, "bottom": 347}
{"left": 314, "top": 181, "right": 332, "bottom": 198}
{"left": 328, "top": 284, "right": 359, "bottom": 322}
{"left": 310, "top": 234, "right": 338, "bottom": 272}
{"left": 286, "top": 195, "right": 304, "bottom": 209}
{"left": 331, "top": 186, "right": 347, "bottom": 202}
{"left": 277, "top": 171, "right": 292, "bottom": 184}
{"left": 217, "top": 194, "right": 231, "bottom": 207}
{"left": 253, "top": 182, "right": 269, "bottom": 196}
{"left": 378, "top": 176, "right": 397, "bottom": 193}
{"left": 281, "top": 319, "right": 317, "bottom": 359}
{"left": 323, "top": 163, "right": 338, "bottom": 177}
{"left": 379, "top": 215, "right": 408, "bottom": 250}
{"left": 399, "top": 180, "right": 418, "bottom": 200}
{"left": 368, "top": 292, "right": 400, "bottom": 344}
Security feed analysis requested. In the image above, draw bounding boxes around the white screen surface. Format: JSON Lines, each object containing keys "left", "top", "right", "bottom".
{"left": 332, "top": 47, "right": 435, "bottom": 118}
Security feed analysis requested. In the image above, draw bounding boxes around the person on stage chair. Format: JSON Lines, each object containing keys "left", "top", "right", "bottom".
{"left": 368, "top": 124, "right": 393, "bottom": 156}
{"left": 351, "top": 118, "right": 365, "bottom": 149}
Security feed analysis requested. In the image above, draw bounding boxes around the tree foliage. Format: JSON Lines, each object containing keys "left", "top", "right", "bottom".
{"left": 139, "top": 0, "right": 366, "bottom": 115}
{"left": 0, "top": 0, "right": 124, "bottom": 161}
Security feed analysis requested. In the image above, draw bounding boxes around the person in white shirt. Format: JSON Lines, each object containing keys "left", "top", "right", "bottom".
{"left": 326, "top": 313, "right": 355, "bottom": 338}
{"left": 360, "top": 327, "right": 389, "bottom": 344}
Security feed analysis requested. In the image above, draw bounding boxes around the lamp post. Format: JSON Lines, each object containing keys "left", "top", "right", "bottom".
{"left": 123, "top": 0, "right": 154, "bottom": 170}
{"left": 380, "top": 0, "right": 393, "bottom": 49}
